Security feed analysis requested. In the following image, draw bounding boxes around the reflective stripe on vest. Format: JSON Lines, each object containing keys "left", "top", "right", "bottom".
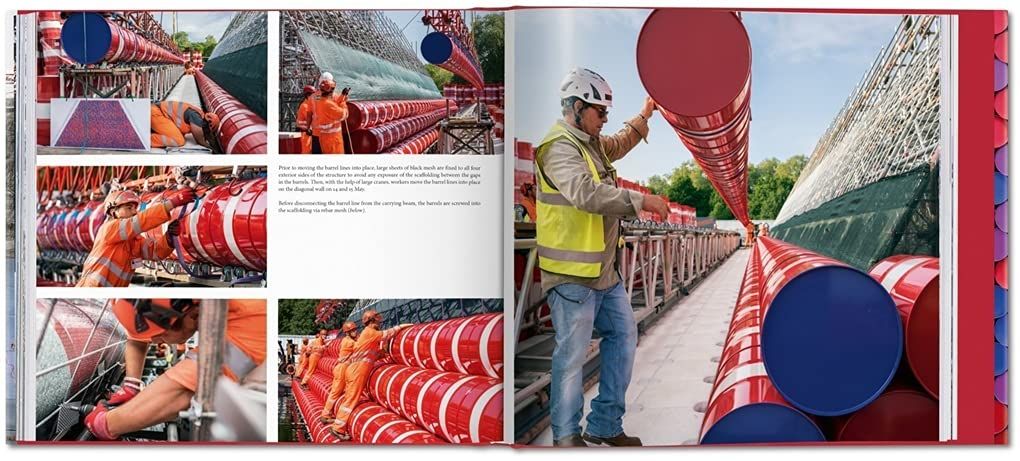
{"left": 184, "top": 339, "right": 258, "bottom": 379}
{"left": 534, "top": 124, "right": 608, "bottom": 278}
{"left": 84, "top": 255, "right": 133, "bottom": 283}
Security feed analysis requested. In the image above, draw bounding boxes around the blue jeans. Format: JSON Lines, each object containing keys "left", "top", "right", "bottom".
{"left": 548, "top": 281, "right": 637, "bottom": 440}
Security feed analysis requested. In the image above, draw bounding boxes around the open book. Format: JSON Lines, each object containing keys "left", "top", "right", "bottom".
{"left": 2, "top": 6, "right": 1008, "bottom": 447}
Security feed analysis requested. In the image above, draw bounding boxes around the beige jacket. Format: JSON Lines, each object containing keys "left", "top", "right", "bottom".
{"left": 537, "top": 116, "right": 649, "bottom": 294}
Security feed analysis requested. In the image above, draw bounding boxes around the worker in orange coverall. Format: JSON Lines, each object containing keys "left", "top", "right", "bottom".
{"left": 309, "top": 72, "right": 350, "bottom": 154}
{"left": 293, "top": 337, "right": 310, "bottom": 377}
{"left": 75, "top": 187, "right": 195, "bottom": 287}
{"left": 328, "top": 310, "right": 412, "bottom": 440}
{"left": 84, "top": 299, "right": 267, "bottom": 440}
{"left": 150, "top": 100, "right": 220, "bottom": 150}
{"left": 319, "top": 321, "right": 359, "bottom": 423}
{"left": 295, "top": 85, "right": 316, "bottom": 154}
{"left": 299, "top": 329, "right": 328, "bottom": 387}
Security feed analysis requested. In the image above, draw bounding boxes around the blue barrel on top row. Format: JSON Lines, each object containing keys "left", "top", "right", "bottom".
{"left": 421, "top": 31, "right": 483, "bottom": 89}
{"left": 756, "top": 237, "right": 902, "bottom": 417}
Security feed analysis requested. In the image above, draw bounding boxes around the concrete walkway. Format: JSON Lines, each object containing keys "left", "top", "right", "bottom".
{"left": 532, "top": 248, "right": 750, "bottom": 446}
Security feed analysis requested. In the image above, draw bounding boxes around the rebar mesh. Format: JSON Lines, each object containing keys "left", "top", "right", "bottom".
{"left": 208, "top": 12, "right": 267, "bottom": 60}
{"left": 774, "top": 15, "right": 941, "bottom": 226}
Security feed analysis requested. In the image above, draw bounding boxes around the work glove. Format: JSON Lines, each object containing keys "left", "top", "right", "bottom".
{"left": 165, "top": 188, "right": 197, "bottom": 209}
{"left": 83, "top": 404, "right": 117, "bottom": 441}
{"left": 341, "top": 87, "right": 351, "bottom": 96}
{"left": 106, "top": 377, "right": 143, "bottom": 406}
{"left": 166, "top": 221, "right": 181, "bottom": 238}
{"left": 306, "top": 128, "right": 313, "bottom": 136}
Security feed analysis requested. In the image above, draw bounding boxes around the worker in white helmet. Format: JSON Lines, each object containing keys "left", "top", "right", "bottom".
{"left": 309, "top": 72, "right": 350, "bottom": 154}
{"left": 535, "top": 67, "right": 667, "bottom": 447}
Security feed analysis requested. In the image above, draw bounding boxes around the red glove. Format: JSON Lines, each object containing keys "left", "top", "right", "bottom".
{"left": 84, "top": 404, "right": 117, "bottom": 440}
{"left": 165, "top": 188, "right": 197, "bottom": 209}
{"left": 106, "top": 377, "right": 142, "bottom": 406}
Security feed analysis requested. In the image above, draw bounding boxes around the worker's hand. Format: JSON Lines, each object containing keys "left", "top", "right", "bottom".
{"left": 306, "top": 128, "right": 313, "bottom": 136}
{"left": 106, "top": 377, "right": 143, "bottom": 406}
{"left": 84, "top": 404, "right": 117, "bottom": 441}
{"left": 165, "top": 188, "right": 197, "bottom": 209}
{"left": 640, "top": 96, "right": 657, "bottom": 120}
{"left": 166, "top": 221, "right": 181, "bottom": 238}
{"left": 641, "top": 194, "right": 670, "bottom": 219}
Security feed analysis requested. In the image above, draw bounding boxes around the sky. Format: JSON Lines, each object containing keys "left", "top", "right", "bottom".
{"left": 514, "top": 9, "right": 902, "bottom": 183}
{"left": 156, "top": 11, "right": 235, "bottom": 43}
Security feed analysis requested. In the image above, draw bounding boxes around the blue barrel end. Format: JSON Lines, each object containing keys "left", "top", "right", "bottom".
{"left": 60, "top": 13, "right": 113, "bottom": 65}
{"left": 994, "top": 341, "right": 1007, "bottom": 376}
{"left": 700, "top": 403, "right": 825, "bottom": 444}
{"left": 421, "top": 31, "right": 453, "bottom": 65}
{"left": 996, "top": 314, "right": 1008, "bottom": 346}
{"left": 761, "top": 265, "right": 902, "bottom": 416}
{"left": 994, "top": 172, "right": 1007, "bottom": 205}
{"left": 995, "top": 285, "right": 1007, "bottom": 318}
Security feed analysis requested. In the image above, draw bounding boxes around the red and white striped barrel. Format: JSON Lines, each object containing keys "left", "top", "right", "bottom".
{"left": 389, "top": 313, "right": 503, "bottom": 379}
{"left": 367, "top": 364, "right": 502, "bottom": 443}
{"left": 72, "top": 200, "right": 105, "bottom": 252}
{"left": 347, "top": 99, "right": 451, "bottom": 130}
{"left": 279, "top": 132, "right": 303, "bottom": 154}
{"left": 382, "top": 127, "right": 439, "bottom": 155}
{"left": 179, "top": 177, "right": 267, "bottom": 272}
{"left": 38, "top": 12, "right": 66, "bottom": 76}
{"left": 195, "top": 71, "right": 267, "bottom": 154}
{"left": 869, "top": 255, "right": 940, "bottom": 398}
{"left": 36, "top": 75, "right": 61, "bottom": 146}
{"left": 291, "top": 378, "right": 343, "bottom": 444}
{"left": 348, "top": 107, "right": 453, "bottom": 153}
{"left": 348, "top": 403, "right": 446, "bottom": 444}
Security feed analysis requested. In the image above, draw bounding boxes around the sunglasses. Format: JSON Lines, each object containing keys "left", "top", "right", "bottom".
{"left": 588, "top": 105, "right": 609, "bottom": 119}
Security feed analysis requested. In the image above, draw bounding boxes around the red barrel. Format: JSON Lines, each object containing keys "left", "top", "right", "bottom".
{"left": 832, "top": 386, "right": 938, "bottom": 441}
{"left": 195, "top": 71, "right": 267, "bottom": 154}
{"left": 421, "top": 32, "right": 484, "bottom": 89}
{"left": 349, "top": 107, "right": 452, "bottom": 153}
{"left": 383, "top": 127, "right": 439, "bottom": 155}
{"left": 279, "top": 132, "right": 303, "bottom": 154}
{"left": 636, "top": 9, "right": 752, "bottom": 225}
{"left": 349, "top": 403, "right": 446, "bottom": 444}
{"left": 367, "top": 364, "right": 502, "bottom": 443}
{"left": 179, "top": 177, "right": 268, "bottom": 272}
{"left": 869, "top": 255, "right": 940, "bottom": 398}
{"left": 701, "top": 247, "right": 824, "bottom": 444}
{"left": 347, "top": 99, "right": 451, "bottom": 130}
{"left": 390, "top": 313, "right": 503, "bottom": 379}
{"left": 756, "top": 237, "right": 902, "bottom": 416}
{"left": 292, "top": 378, "right": 343, "bottom": 444}
{"left": 60, "top": 13, "right": 184, "bottom": 65}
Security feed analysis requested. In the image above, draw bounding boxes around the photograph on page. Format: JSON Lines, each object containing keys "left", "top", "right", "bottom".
{"left": 32, "top": 299, "right": 267, "bottom": 442}
{"left": 278, "top": 10, "right": 505, "bottom": 155}
{"left": 31, "top": 11, "right": 267, "bottom": 155}
{"left": 512, "top": 9, "right": 951, "bottom": 446}
{"left": 36, "top": 165, "right": 267, "bottom": 288}
{"left": 277, "top": 299, "right": 503, "bottom": 444}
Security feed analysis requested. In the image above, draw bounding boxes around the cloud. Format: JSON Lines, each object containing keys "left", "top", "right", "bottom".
{"left": 746, "top": 13, "right": 901, "bottom": 64}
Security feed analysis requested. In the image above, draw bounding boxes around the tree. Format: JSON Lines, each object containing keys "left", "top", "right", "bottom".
{"left": 278, "top": 299, "right": 317, "bottom": 335}
{"left": 471, "top": 13, "right": 504, "bottom": 83}
{"left": 425, "top": 64, "right": 454, "bottom": 90}
{"left": 198, "top": 35, "right": 217, "bottom": 57}
{"left": 172, "top": 31, "right": 191, "bottom": 51}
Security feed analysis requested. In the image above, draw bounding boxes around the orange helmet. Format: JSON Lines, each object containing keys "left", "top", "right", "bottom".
{"left": 104, "top": 190, "right": 140, "bottom": 214}
{"left": 303, "top": 85, "right": 316, "bottom": 96}
{"left": 342, "top": 321, "right": 357, "bottom": 333}
{"left": 112, "top": 299, "right": 198, "bottom": 341}
{"left": 203, "top": 112, "right": 220, "bottom": 131}
{"left": 361, "top": 309, "right": 382, "bottom": 325}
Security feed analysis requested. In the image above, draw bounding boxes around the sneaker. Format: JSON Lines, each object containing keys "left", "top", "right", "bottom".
{"left": 553, "top": 434, "right": 588, "bottom": 447}
{"left": 582, "top": 432, "right": 643, "bottom": 447}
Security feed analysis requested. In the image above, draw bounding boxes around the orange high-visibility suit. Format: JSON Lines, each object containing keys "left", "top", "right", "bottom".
{"left": 320, "top": 336, "right": 356, "bottom": 419}
{"left": 300, "top": 335, "right": 326, "bottom": 386}
{"left": 151, "top": 100, "right": 205, "bottom": 148}
{"left": 160, "top": 300, "right": 267, "bottom": 390}
{"left": 295, "top": 96, "right": 313, "bottom": 154}
{"left": 329, "top": 324, "right": 403, "bottom": 435}
{"left": 294, "top": 343, "right": 310, "bottom": 377}
{"left": 75, "top": 203, "right": 174, "bottom": 287}
{"left": 310, "top": 92, "right": 348, "bottom": 154}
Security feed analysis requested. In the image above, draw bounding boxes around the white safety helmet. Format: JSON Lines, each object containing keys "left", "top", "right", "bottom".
{"left": 317, "top": 72, "right": 334, "bottom": 86}
{"left": 559, "top": 67, "right": 613, "bottom": 108}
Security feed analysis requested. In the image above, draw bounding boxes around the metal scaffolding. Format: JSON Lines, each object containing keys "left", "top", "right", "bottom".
{"left": 775, "top": 15, "right": 941, "bottom": 225}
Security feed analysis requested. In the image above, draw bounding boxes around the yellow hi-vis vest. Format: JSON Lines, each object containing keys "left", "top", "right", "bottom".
{"left": 535, "top": 124, "right": 613, "bottom": 278}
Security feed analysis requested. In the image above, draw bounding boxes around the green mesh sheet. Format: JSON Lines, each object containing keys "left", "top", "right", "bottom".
{"left": 770, "top": 165, "right": 939, "bottom": 271}
{"left": 299, "top": 31, "right": 441, "bottom": 101}
{"left": 203, "top": 43, "right": 268, "bottom": 120}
